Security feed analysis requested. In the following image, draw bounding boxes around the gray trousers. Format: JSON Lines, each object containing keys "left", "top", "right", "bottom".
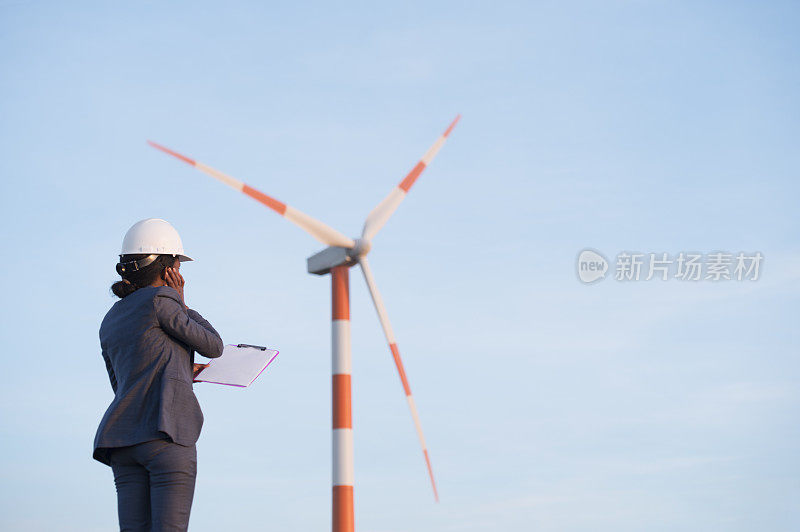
{"left": 108, "top": 439, "right": 197, "bottom": 532}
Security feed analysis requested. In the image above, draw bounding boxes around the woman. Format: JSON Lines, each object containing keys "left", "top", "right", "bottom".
{"left": 93, "top": 218, "right": 223, "bottom": 531}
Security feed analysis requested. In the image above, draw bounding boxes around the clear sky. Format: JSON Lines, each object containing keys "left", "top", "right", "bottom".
{"left": 1, "top": 1, "right": 798, "bottom": 531}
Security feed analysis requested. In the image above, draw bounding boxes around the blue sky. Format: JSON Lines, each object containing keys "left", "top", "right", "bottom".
{"left": 1, "top": 1, "right": 798, "bottom": 530}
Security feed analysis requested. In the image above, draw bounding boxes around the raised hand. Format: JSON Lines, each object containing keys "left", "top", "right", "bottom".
{"left": 165, "top": 266, "right": 186, "bottom": 308}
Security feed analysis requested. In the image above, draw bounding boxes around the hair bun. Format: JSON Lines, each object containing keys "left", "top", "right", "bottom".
{"left": 111, "top": 279, "right": 138, "bottom": 298}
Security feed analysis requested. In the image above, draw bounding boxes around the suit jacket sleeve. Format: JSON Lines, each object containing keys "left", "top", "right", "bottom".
{"left": 154, "top": 288, "right": 224, "bottom": 358}
{"left": 186, "top": 308, "right": 221, "bottom": 338}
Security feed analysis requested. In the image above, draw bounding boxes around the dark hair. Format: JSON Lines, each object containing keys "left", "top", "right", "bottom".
{"left": 111, "top": 254, "right": 177, "bottom": 298}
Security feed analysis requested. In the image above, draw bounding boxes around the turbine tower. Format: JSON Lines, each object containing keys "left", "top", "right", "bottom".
{"left": 148, "top": 115, "right": 460, "bottom": 532}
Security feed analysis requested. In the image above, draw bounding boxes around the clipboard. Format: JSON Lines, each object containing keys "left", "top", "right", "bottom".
{"left": 194, "top": 344, "right": 279, "bottom": 387}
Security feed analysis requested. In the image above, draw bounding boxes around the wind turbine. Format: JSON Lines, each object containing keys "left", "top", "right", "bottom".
{"left": 148, "top": 115, "right": 460, "bottom": 532}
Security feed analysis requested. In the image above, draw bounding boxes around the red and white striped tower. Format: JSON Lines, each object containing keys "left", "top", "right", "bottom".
{"left": 331, "top": 265, "right": 354, "bottom": 532}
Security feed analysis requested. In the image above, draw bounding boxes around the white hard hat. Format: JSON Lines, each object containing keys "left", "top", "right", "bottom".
{"left": 120, "top": 218, "right": 193, "bottom": 261}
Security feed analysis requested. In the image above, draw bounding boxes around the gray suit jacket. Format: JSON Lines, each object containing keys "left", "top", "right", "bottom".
{"left": 93, "top": 286, "right": 223, "bottom": 465}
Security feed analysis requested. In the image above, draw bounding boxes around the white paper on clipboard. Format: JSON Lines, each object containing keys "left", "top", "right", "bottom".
{"left": 194, "top": 344, "right": 279, "bottom": 387}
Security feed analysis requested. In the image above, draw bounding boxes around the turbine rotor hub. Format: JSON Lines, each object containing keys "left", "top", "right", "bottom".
{"left": 350, "top": 238, "right": 372, "bottom": 257}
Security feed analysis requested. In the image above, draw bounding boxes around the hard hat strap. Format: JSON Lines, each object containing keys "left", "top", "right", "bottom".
{"left": 116, "top": 254, "right": 160, "bottom": 276}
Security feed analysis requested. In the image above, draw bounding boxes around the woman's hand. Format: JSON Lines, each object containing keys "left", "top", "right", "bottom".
{"left": 165, "top": 267, "right": 186, "bottom": 308}
{"left": 193, "top": 363, "right": 209, "bottom": 382}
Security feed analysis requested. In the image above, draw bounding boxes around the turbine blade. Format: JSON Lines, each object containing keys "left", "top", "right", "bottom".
{"left": 358, "top": 256, "right": 439, "bottom": 502}
{"left": 361, "top": 115, "right": 460, "bottom": 241}
{"left": 147, "top": 141, "right": 355, "bottom": 248}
